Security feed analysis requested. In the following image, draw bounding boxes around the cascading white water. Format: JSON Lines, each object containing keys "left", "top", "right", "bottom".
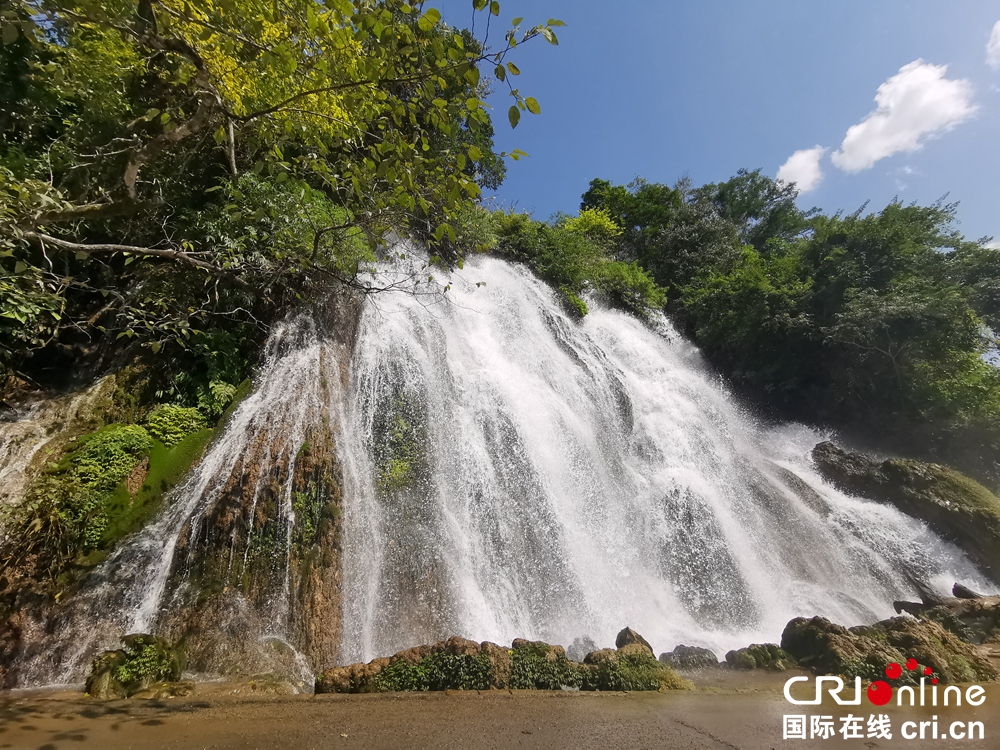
{"left": 336, "top": 254, "right": 989, "bottom": 661}
{"left": 4, "top": 250, "right": 991, "bottom": 687}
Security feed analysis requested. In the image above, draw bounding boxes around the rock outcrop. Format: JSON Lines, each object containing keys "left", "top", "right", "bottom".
{"left": 893, "top": 582, "right": 1000, "bottom": 645}
{"left": 812, "top": 442, "right": 1000, "bottom": 583}
{"left": 316, "top": 630, "right": 690, "bottom": 693}
{"left": 780, "top": 615, "right": 996, "bottom": 684}
{"left": 615, "top": 626, "right": 654, "bottom": 656}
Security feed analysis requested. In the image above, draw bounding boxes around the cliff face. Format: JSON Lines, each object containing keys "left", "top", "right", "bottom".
{"left": 0, "top": 293, "right": 364, "bottom": 687}
{"left": 812, "top": 441, "right": 1000, "bottom": 585}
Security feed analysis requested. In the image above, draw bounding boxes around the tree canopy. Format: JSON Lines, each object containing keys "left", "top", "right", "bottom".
{"left": 0, "top": 0, "right": 561, "bottom": 403}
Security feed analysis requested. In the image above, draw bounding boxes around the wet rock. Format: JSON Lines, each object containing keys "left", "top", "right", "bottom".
{"left": 894, "top": 584, "right": 1000, "bottom": 645}
{"left": 615, "top": 627, "right": 654, "bottom": 657}
{"left": 659, "top": 645, "right": 720, "bottom": 670}
{"left": 812, "top": 442, "right": 1000, "bottom": 583}
{"left": 85, "top": 634, "right": 186, "bottom": 699}
{"left": 583, "top": 648, "right": 619, "bottom": 666}
{"left": 566, "top": 636, "right": 598, "bottom": 663}
{"left": 725, "top": 643, "right": 796, "bottom": 671}
{"left": 781, "top": 615, "right": 996, "bottom": 683}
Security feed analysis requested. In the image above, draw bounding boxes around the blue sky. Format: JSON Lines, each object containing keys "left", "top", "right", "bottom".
{"left": 438, "top": 1, "right": 1000, "bottom": 244}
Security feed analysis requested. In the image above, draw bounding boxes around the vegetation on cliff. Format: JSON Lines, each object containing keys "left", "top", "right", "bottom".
{"left": 580, "top": 172, "right": 1000, "bottom": 484}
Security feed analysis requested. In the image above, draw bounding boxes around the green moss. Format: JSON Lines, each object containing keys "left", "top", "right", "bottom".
{"left": 0, "top": 419, "right": 211, "bottom": 591}
{"left": 725, "top": 643, "right": 797, "bottom": 672}
{"left": 145, "top": 405, "right": 207, "bottom": 448}
{"left": 100, "top": 428, "right": 213, "bottom": 547}
{"left": 886, "top": 460, "right": 1000, "bottom": 515}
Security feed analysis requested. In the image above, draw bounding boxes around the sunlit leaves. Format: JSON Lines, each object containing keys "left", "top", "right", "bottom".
{"left": 417, "top": 7, "right": 441, "bottom": 32}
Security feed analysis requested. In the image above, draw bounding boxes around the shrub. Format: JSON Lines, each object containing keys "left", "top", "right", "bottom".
{"left": 145, "top": 405, "right": 207, "bottom": 448}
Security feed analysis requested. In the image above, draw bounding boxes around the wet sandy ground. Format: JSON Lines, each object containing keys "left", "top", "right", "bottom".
{"left": 0, "top": 670, "right": 997, "bottom": 750}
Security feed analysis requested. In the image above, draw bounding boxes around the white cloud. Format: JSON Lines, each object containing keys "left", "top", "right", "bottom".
{"left": 831, "top": 60, "right": 977, "bottom": 173}
{"left": 987, "top": 240, "right": 1000, "bottom": 249}
{"left": 988, "top": 21, "right": 1000, "bottom": 69}
{"left": 776, "top": 146, "right": 826, "bottom": 193}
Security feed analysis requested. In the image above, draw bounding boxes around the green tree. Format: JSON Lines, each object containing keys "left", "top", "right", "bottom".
{"left": 0, "top": 0, "right": 562, "bottom": 391}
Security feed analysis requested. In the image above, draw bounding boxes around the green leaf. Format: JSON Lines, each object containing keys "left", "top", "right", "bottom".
{"left": 150, "top": 341, "right": 161, "bottom": 354}
{"left": 511, "top": 16, "right": 523, "bottom": 25}
{"left": 466, "top": 97, "right": 479, "bottom": 109}
{"left": 473, "top": 0, "right": 488, "bottom": 10}
{"left": 1, "top": 23, "right": 18, "bottom": 46}
{"left": 468, "top": 144, "right": 484, "bottom": 160}
{"left": 489, "top": 1, "right": 500, "bottom": 16}
{"left": 494, "top": 64, "right": 506, "bottom": 82}
{"left": 547, "top": 19, "right": 566, "bottom": 27}
{"left": 541, "top": 28, "right": 558, "bottom": 44}
{"left": 13, "top": 260, "right": 26, "bottom": 274}
{"left": 506, "top": 62, "right": 520, "bottom": 75}
{"left": 418, "top": 8, "right": 441, "bottom": 32}
{"left": 508, "top": 105, "right": 520, "bottom": 128}
{"left": 525, "top": 97, "right": 540, "bottom": 115}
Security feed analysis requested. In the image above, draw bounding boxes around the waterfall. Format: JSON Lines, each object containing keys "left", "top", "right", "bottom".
{"left": 2, "top": 252, "right": 989, "bottom": 686}
{"left": 336, "top": 255, "right": 988, "bottom": 661}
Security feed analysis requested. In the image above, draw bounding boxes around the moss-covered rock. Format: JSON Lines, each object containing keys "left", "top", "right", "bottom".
{"left": 659, "top": 644, "right": 720, "bottom": 670}
{"left": 725, "top": 643, "right": 796, "bottom": 671}
{"left": 916, "top": 595, "right": 1000, "bottom": 645}
{"left": 615, "top": 626, "right": 654, "bottom": 656}
{"left": 316, "top": 631, "right": 690, "bottom": 694}
{"left": 812, "top": 442, "right": 1000, "bottom": 583}
{"left": 780, "top": 615, "right": 996, "bottom": 684}
{"left": 85, "top": 634, "right": 186, "bottom": 699}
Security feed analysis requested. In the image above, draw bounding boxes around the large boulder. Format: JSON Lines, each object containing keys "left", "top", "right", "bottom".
{"left": 812, "top": 442, "right": 1000, "bottom": 583}
{"left": 659, "top": 645, "right": 719, "bottom": 670}
{"left": 615, "top": 626, "right": 654, "bottom": 657}
{"left": 780, "top": 615, "right": 996, "bottom": 684}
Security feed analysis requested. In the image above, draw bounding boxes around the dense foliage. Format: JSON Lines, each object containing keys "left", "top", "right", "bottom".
{"left": 0, "top": 0, "right": 561, "bottom": 404}
{"left": 582, "top": 171, "right": 1000, "bottom": 481}
{"left": 489, "top": 208, "right": 666, "bottom": 318}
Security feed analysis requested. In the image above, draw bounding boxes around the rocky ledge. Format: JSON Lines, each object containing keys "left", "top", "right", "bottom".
{"left": 812, "top": 441, "right": 1000, "bottom": 582}
{"left": 315, "top": 627, "right": 690, "bottom": 694}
